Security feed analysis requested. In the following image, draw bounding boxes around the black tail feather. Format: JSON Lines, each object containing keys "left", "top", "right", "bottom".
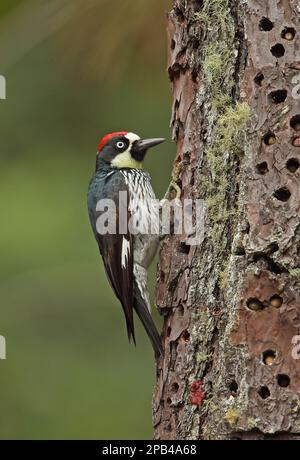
{"left": 133, "top": 291, "right": 163, "bottom": 359}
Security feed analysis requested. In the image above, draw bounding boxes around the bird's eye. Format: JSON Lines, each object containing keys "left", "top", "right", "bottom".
{"left": 116, "top": 141, "right": 125, "bottom": 149}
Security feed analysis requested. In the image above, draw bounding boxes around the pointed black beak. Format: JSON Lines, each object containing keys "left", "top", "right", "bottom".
{"left": 136, "top": 138, "right": 165, "bottom": 150}
{"left": 131, "top": 138, "right": 165, "bottom": 162}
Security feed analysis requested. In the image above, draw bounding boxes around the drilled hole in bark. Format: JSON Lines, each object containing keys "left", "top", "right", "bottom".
{"left": 290, "top": 115, "right": 300, "bottom": 131}
{"left": 273, "top": 186, "right": 291, "bottom": 202}
{"left": 269, "top": 242, "right": 279, "bottom": 253}
{"left": 269, "top": 89, "right": 287, "bottom": 104}
{"left": 229, "top": 380, "right": 238, "bottom": 394}
{"left": 263, "top": 349, "right": 276, "bottom": 365}
{"left": 246, "top": 298, "right": 265, "bottom": 311}
{"left": 174, "top": 7, "right": 185, "bottom": 22}
{"left": 167, "top": 397, "right": 172, "bottom": 405}
{"left": 270, "top": 43, "right": 285, "bottom": 58}
{"left": 263, "top": 132, "right": 276, "bottom": 146}
{"left": 259, "top": 17, "right": 274, "bottom": 31}
{"left": 171, "top": 382, "right": 179, "bottom": 393}
{"left": 258, "top": 386, "right": 270, "bottom": 399}
{"left": 254, "top": 72, "right": 264, "bottom": 86}
{"left": 268, "top": 259, "right": 284, "bottom": 274}
{"left": 234, "top": 246, "right": 246, "bottom": 256}
{"left": 256, "top": 161, "right": 269, "bottom": 175}
{"left": 245, "top": 222, "right": 250, "bottom": 234}
{"left": 191, "top": 69, "right": 199, "bottom": 83}
{"left": 270, "top": 294, "right": 283, "bottom": 308}
{"left": 178, "top": 305, "right": 184, "bottom": 316}
{"left": 178, "top": 242, "right": 190, "bottom": 255}
{"left": 277, "top": 374, "right": 290, "bottom": 387}
{"left": 192, "top": 38, "right": 200, "bottom": 50}
{"left": 286, "top": 158, "right": 300, "bottom": 172}
{"left": 167, "top": 326, "right": 171, "bottom": 337}
{"left": 182, "top": 330, "right": 190, "bottom": 342}
{"left": 192, "top": 0, "right": 204, "bottom": 12}
{"left": 281, "top": 27, "right": 296, "bottom": 41}
{"left": 292, "top": 137, "right": 300, "bottom": 147}
{"left": 170, "top": 39, "right": 176, "bottom": 50}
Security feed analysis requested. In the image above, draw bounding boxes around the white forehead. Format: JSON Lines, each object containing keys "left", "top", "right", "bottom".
{"left": 125, "top": 132, "right": 140, "bottom": 144}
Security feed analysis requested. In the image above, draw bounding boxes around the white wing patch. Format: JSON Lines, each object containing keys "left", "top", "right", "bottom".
{"left": 121, "top": 237, "right": 130, "bottom": 268}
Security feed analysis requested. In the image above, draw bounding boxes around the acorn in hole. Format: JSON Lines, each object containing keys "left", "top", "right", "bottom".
{"left": 285, "top": 32, "right": 294, "bottom": 40}
{"left": 263, "top": 132, "right": 276, "bottom": 145}
{"left": 270, "top": 295, "right": 283, "bottom": 308}
{"left": 263, "top": 349, "right": 276, "bottom": 365}
{"left": 247, "top": 298, "right": 264, "bottom": 311}
{"left": 281, "top": 27, "right": 296, "bottom": 41}
{"left": 292, "top": 137, "right": 300, "bottom": 147}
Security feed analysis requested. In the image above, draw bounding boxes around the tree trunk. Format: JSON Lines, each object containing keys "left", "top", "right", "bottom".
{"left": 153, "top": 0, "right": 300, "bottom": 440}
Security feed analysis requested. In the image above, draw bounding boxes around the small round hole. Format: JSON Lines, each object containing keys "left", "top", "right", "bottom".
{"left": 192, "top": 38, "right": 200, "bottom": 50}
{"left": 246, "top": 298, "right": 264, "bottom": 311}
{"left": 277, "top": 374, "right": 290, "bottom": 387}
{"left": 281, "top": 27, "right": 296, "bottom": 41}
{"left": 270, "top": 43, "right": 285, "bottom": 58}
{"left": 177, "top": 306, "right": 184, "bottom": 316}
{"left": 292, "top": 137, "right": 300, "bottom": 147}
{"left": 171, "top": 39, "right": 176, "bottom": 50}
{"left": 229, "top": 380, "right": 238, "bottom": 394}
{"left": 290, "top": 115, "right": 300, "bottom": 131}
{"left": 263, "top": 132, "right": 276, "bottom": 146}
{"left": 254, "top": 72, "right": 264, "bottom": 86}
{"left": 167, "top": 326, "right": 172, "bottom": 337}
{"left": 258, "top": 386, "right": 270, "bottom": 399}
{"left": 259, "top": 17, "right": 274, "bottom": 31}
{"left": 269, "top": 89, "right": 287, "bottom": 104}
{"left": 178, "top": 242, "right": 190, "bottom": 255}
{"left": 256, "top": 161, "right": 269, "bottom": 175}
{"left": 273, "top": 187, "right": 291, "bottom": 202}
{"left": 234, "top": 246, "right": 246, "bottom": 256}
{"left": 263, "top": 349, "right": 276, "bottom": 365}
{"left": 182, "top": 330, "right": 190, "bottom": 342}
{"left": 270, "top": 294, "right": 283, "bottom": 308}
{"left": 171, "top": 382, "right": 179, "bottom": 393}
{"left": 167, "top": 397, "right": 172, "bottom": 404}
{"left": 286, "top": 158, "right": 300, "bottom": 172}
{"left": 269, "top": 242, "right": 279, "bottom": 253}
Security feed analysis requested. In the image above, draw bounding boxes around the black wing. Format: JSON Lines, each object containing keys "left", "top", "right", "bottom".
{"left": 89, "top": 172, "right": 135, "bottom": 343}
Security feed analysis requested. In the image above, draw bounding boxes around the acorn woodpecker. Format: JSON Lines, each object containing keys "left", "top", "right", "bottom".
{"left": 87, "top": 131, "right": 165, "bottom": 359}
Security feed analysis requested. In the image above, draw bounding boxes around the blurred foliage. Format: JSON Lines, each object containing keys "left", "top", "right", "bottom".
{"left": 0, "top": 0, "right": 173, "bottom": 439}
{"left": 0, "top": 0, "right": 24, "bottom": 17}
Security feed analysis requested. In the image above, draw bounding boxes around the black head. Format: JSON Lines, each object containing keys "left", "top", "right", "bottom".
{"left": 96, "top": 132, "right": 165, "bottom": 170}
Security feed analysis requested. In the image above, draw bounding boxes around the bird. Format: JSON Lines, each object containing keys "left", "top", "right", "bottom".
{"left": 87, "top": 131, "right": 165, "bottom": 359}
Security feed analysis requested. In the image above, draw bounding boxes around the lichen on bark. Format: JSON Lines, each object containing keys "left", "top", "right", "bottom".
{"left": 154, "top": 0, "right": 300, "bottom": 440}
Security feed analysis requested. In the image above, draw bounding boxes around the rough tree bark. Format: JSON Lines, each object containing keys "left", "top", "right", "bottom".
{"left": 153, "top": 0, "right": 300, "bottom": 440}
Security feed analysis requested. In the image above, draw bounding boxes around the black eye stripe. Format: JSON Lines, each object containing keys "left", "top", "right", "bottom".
{"left": 115, "top": 137, "right": 129, "bottom": 151}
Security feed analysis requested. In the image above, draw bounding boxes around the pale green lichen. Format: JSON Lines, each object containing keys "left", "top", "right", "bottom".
{"left": 205, "top": 102, "right": 250, "bottom": 242}
{"left": 219, "top": 261, "right": 230, "bottom": 290}
{"left": 247, "top": 417, "right": 260, "bottom": 430}
{"left": 289, "top": 268, "right": 300, "bottom": 278}
{"left": 224, "top": 408, "right": 240, "bottom": 426}
{"left": 194, "top": 0, "right": 251, "bottom": 244}
{"left": 196, "top": 352, "right": 213, "bottom": 363}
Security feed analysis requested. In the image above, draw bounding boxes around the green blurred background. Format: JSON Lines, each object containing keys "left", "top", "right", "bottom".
{"left": 0, "top": 0, "right": 173, "bottom": 439}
